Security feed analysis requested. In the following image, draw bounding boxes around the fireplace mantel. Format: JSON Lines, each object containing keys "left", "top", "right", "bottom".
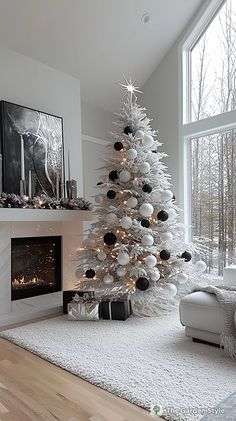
{"left": 0, "top": 209, "right": 93, "bottom": 222}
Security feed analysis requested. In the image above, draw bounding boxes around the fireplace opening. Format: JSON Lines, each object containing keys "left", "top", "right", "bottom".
{"left": 11, "top": 236, "right": 62, "bottom": 301}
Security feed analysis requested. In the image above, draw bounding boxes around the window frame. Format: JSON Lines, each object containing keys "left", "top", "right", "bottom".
{"left": 179, "top": 0, "right": 236, "bottom": 241}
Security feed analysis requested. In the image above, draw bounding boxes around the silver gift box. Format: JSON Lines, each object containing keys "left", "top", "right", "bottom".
{"left": 68, "top": 301, "right": 100, "bottom": 321}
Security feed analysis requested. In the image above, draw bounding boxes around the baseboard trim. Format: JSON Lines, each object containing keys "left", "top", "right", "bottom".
{"left": 0, "top": 305, "right": 63, "bottom": 329}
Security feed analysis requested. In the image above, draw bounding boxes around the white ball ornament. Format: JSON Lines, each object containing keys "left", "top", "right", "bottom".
{"left": 126, "top": 148, "right": 137, "bottom": 160}
{"left": 139, "top": 203, "right": 153, "bottom": 217}
{"left": 120, "top": 216, "right": 132, "bottom": 229}
{"left": 143, "top": 134, "right": 154, "bottom": 148}
{"left": 162, "top": 232, "right": 173, "bottom": 242}
{"left": 95, "top": 195, "right": 103, "bottom": 204}
{"left": 97, "top": 250, "right": 107, "bottom": 261}
{"left": 145, "top": 255, "right": 157, "bottom": 268}
{"left": 176, "top": 272, "right": 188, "bottom": 284}
{"left": 195, "top": 260, "right": 207, "bottom": 273}
{"left": 75, "top": 268, "right": 84, "bottom": 279}
{"left": 131, "top": 165, "right": 139, "bottom": 174}
{"left": 139, "top": 162, "right": 150, "bottom": 174}
{"left": 103, "top": 274, "right": 114, "bottom": 285}
{"left": 163, "top": 283, "right": 177, "bottom": 297}
{"left": 117, "top": 252, "right": 130, "bottom": 266}
{"left": 119, "top": 169, "right": 131, "bottom": 182}
{"left": 135, "top": 129, "right": 144, "bottom": 139}
{"left": 150, "top": 269, "right": 160, "bottom": 281}
{"left": 127, "top": 197, "right": 138, "bottom": 208}
{"left": 168, "top": 209, "right": 177, "bottom": 220}
{"left": 106, "top": 213, "right": 118, "bottom": 225}
{"left": 116, "top": 266, "right": 127, "bottom": 277}
{"left": 161, "top": 190, "right": 173, "bottom": 201}
{"left": 142, "top": 234, "right": 154, "bottom": 246}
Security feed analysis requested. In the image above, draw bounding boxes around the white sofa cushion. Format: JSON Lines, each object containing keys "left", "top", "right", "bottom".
{"left": 179, "top": 291, "right": 224, "bottom": 334}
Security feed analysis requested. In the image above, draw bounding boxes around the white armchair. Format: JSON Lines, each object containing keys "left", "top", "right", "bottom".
{"left": 179, "top": 265, "right": 236, "bottom": 346}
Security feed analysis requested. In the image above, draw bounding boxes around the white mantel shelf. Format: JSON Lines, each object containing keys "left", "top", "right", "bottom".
{"left": 0, "top": 209, "right": 94, "bottom": 222}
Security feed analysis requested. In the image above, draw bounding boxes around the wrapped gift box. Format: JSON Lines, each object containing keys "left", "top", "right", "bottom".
{"left": 68, "top": 301, "right": 100, "bottom": 321}
{"left": 223, "top": 265, "right": 236, "bottom": 286}
{"left": 63, "top": 290, "right": 95, "bottom": 313}
{"left": 100, "top": 298, "right": 131, "bottom": 321}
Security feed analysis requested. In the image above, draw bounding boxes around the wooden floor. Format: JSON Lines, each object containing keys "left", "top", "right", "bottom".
{"left": 0, "top": 318, "right": 159, "bottom": 421}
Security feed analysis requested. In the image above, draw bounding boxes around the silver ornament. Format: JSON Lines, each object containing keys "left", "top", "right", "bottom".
{"left": 141, "top": 234, "right": 154, "bottom": 246}
{"left": 97, "top": 250, "right": 107, "bottom": 261}
{"left": 119, "top": 170, "right": 131, "bottom": 182}
{"left": 126, "top": 148, "right": 137, "bottom": 160}
{"left": 120, "top": 216, "right": 132, "bottom": 229}
{"left": 116, "top": 266, "right": 127, "bottom": 277}
{"left": 142, "top": 134, "right": 154, "bottom": 148}
{"left": 139, "top": 203, "right": 153, "bottom": 217}
{"left": 117, "top": 252, "right": 130, "bottom": 265}
{"left": 139, "top": 162, "right": 150, "bottom": 174}
{"left": 127, "top": 197, "right": 138, "bottom": 208}
{"left": 103, "top": 274, "right": 114, "bottom": 284}
{"left": 145, "top": 255, "right": 157, "bottom": 268}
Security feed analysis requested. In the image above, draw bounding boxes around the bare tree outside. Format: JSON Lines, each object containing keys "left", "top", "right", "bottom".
{"left": 191, "top": 0, "right": 236, "bottom": 276}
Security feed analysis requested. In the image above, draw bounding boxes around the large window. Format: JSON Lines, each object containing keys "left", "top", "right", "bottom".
{"left": 182, "top": 0, "right": 236, "bottom": 276}
{"left": 191, "top": 0, "right": 236, "bottom": 121}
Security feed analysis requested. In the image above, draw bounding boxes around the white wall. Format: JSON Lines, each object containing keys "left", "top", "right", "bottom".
{"left": 82, "top": 137, "right": 108, "bottom": 233}
{"left": 81, "top": 101, "right": 113, "bottom": 142}
{"left": 141, "top": 43, "right": 180, "bottom": 200}
{"left": 0, "top": 47, "right": 83, "bottom": 194}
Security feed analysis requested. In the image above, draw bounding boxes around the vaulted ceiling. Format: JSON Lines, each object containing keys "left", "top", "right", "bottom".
{"left": 0, "top": 0, "right": 204, "bottom": 110}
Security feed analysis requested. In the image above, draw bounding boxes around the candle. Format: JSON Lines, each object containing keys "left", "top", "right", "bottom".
{"left": 61, "top": 149, "right": 65, "bottom": 198}
{"left": 56, "top": 171, "right": 59, "bottom": 200}
{"left": 68, "top": 149, "right": 71, "bottom": 181}
{"left": 20, "top": 135, "right": 25, "bottom": 181}
{"left": 28, "top": 170, "right": 32, "bottom": 198}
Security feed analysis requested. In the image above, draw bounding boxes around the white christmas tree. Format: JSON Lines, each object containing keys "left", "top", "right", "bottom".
{"left": 76, "top": 78, "right": 206, "bottom": 316}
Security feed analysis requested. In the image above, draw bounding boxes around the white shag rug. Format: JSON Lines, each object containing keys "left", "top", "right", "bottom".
{"left": 1, "top": 311, "right": 236, "bottom": 421}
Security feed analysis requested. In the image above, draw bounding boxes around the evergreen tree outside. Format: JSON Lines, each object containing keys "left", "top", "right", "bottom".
{"left": 76, "top": 79, "right": 206, "bottom": 316}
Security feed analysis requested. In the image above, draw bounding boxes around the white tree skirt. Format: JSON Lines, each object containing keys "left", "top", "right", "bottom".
{"left": 1, "top": 311, "right": 236, "bottom": 421}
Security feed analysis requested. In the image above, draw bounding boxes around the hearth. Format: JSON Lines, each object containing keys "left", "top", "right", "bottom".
{"left": 11, "top": 236, "right": 62, "bottom": 301}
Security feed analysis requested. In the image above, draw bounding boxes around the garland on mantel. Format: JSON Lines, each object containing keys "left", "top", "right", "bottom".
{"left": 0, "top": 193, "right": 92, "bottom": 211}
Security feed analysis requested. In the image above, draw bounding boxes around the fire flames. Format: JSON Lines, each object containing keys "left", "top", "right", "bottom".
{"left": 12, "top": 276, "right": 47, "bottom": 288}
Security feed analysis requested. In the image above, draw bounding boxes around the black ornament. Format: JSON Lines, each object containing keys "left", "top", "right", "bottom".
{"left": 109, "top": 170, "right": 118, "bottom": 181}
{"left": 172, "top": 195, "right": 176, "bottom": 201}
{"left": 142, "top": 184, "right": 152, "bottom": 193}
{"left": 181, "top": 251, "right": 192, "bottom": 262}
{"left": 157, "top": 210, "right": 169, "bottom": 221}
{"left": 107, "top": 190, "right": 116, "bottom": 199}
{"left": 104, "top": 232, "right": 117, "bottom": 246}
{"left": 141, "top": 219, "right": 150, "bottom": 228}
{"left": 114, "top": 141, "right": 123, "bottom": 151}
{"left": 124, "top": 126, "right": 133, "bottom": 135}
{"left": 136, "top": 277, "right": 149, "bottom": 291}
{"left": 160, "top": 250, "right": 171, "bottom": 260}
{"left": 85, "top": 269, "right": 95, "bottom": 278}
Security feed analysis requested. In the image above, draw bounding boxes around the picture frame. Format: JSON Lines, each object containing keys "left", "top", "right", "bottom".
{"left": 0, "top": 100, "right": 65, "bottom": 198}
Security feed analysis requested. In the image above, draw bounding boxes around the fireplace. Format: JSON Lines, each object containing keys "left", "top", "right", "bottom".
{"left": 11, "top": 236, "right": 62, "bottom": 301}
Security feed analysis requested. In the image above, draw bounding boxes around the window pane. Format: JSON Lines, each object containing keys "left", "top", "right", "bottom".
{"left": 191, "top": 0, "right": 236, "bottom": 122}
{"left": 191, "top": 128, "right": 236, "bottom": 276}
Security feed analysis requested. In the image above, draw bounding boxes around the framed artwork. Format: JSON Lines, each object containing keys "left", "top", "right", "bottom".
{"left": 0, "top": 101, "right": 64, "bottom": 197}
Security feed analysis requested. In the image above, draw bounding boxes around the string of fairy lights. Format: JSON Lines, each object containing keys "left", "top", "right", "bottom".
{"left": 75, "top": 78, "right": 207, "bottom": 310}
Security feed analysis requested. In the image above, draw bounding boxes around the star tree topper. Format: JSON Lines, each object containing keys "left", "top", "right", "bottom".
{"left": 119, "top": 76, "right": 143, "bottom": 104}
